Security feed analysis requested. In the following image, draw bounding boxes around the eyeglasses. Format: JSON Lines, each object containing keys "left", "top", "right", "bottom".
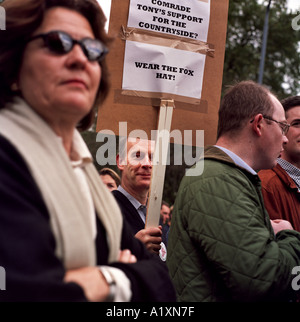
{"left": 27, "top": 30, "right": 109, "bottom": 62}
{"left": 263, "top": 115, "right": 290, "bottom": 136}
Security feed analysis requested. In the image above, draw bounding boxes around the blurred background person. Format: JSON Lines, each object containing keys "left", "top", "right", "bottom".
{"left": 99, "top": 167, "right": 120, "bottom": 192}
{"left": 159, "top": 201, "right": 171, "bottom": 247}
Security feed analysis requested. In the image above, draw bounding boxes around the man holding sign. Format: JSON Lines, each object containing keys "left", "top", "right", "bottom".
{"left": 113, "top": 137, "right": 163, "bottom": 255}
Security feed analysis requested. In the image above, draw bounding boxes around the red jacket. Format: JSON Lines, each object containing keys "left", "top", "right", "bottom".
{"left": 259, "top": 163, "right": 300, "bottom": 232}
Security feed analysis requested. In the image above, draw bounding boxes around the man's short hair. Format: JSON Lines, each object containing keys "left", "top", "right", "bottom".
{"left": 217, "top": 80, "right": 275, "bottom": 139}
{"left": 281, "top": 96, "right": 300, "bottom": 113}
{"left": 161, "top": 200, "right": 170, "bottom": 209}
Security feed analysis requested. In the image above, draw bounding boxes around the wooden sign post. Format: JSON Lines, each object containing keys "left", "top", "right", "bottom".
{"left": 146, "top": 99, "right": 174, "bottom": 228}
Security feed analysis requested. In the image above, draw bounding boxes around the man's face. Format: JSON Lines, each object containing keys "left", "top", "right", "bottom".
{"left": 260, "top": 94, "right": 288, "bottom": 169}
{"left": 118, "top": 138, "right": 155, "bottom": 192}
{"left": 160, "top": 205, "right": 170, "bottom": 224}
{"left": 281, "top": 105, "right": 300, "bottom": 166}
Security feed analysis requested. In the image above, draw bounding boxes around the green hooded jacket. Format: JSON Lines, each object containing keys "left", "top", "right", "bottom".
{"left": 167, "top": 146, "right": 300, "bottom": 302}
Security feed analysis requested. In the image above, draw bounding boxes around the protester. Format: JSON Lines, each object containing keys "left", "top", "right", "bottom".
{"left": 167, "top": 81, "right": 300, "bottom": 302}
{"left": 99, "top": 167, "right": 120, "bottom": 192}
{"left": 113, "top": 136, "right": 163, "bottom": 255}
{"left": 259, "top": 96, "right": 300, "bottom": 232}
{"left": 169, "top": 204, "right": 174, "bottom": 224}
{"left": 159, "top": 201, "right": 171, "bottom": 246}
{"left": 0, "top": 0, "right": 176, "bottom": 302}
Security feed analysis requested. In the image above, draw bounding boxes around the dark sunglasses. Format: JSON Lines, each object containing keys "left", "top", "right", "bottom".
{"left": 27, "top": 30, "right": 109, "bottom": 62}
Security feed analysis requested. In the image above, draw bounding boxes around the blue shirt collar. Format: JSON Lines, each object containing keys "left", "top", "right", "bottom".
{"left": 215, "top": 145, "right": 257, "bottom": 175}
{"left": 117, "top": 186, "right": 146, "bottom": 223}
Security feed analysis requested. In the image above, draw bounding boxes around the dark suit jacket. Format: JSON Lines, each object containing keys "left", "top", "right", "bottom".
{"left": 112, "top": 190, "right": 145, "bottom": 235}
{"left": 0, "top": 134, "right": 176, "bottom": 302}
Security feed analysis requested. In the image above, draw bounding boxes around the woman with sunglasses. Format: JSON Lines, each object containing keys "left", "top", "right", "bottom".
{"left": 0, "top": 0, "right": 176, "bottom": 302}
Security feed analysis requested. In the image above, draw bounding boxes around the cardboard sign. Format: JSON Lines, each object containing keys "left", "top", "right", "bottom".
{"left": 96, "top": 0, "right": 229, "bottom": 146}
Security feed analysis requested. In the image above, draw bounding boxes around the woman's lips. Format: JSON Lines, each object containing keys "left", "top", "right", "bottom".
{"left": 62, "top": 79, "right": 87, "bottom": 89}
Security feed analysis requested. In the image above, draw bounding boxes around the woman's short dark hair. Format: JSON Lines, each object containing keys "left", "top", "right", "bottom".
{"left": 0, "top": 0, "right": 110, "bottom": 131}
{"left": 217, "top": 80, "right": 275, "bottom": 139}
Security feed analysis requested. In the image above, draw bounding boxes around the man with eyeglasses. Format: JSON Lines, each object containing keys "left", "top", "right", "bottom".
{"left": 167, "top": 81, "right": 300, "bottom": 302}
{"left": 259, "top": 96, "right": 300, "bottom": 232}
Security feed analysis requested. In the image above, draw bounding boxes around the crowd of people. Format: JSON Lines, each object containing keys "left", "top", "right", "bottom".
{"left": 0, "top": 0, "right": 300, "bottom": 302}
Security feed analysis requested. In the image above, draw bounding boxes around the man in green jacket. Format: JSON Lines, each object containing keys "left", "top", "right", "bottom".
{"left": 167, "top": 80, "right": 300, "bottom": 302}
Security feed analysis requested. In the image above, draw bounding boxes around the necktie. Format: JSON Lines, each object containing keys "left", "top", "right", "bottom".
{"left": 139, "top": 205, "right": 147, "bottom": 219}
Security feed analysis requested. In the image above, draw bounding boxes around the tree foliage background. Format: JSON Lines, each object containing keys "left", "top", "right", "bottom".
{"left": 223, "top": 0, "right": 300, "bottom": 98}
{"left": 83, "top": 0, "right": 300, "bottom": 206}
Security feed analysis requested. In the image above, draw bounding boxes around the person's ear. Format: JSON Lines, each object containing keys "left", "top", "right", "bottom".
{"left": 250, "top": 114, "right": 264, "bottom": 136}
{"left": 116, "top": 154, "right": 125, "bottom": 171}
{"left": 10, "top": 82, "right": 19, "bottom": 92}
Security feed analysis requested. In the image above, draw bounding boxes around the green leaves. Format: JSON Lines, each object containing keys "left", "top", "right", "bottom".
{"left": 223, "top": 0, "right": 300, "bottom": 98}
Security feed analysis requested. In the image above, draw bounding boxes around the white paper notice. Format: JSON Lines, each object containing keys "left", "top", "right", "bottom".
{"left": 122, "top": 0, "right": 211, "bottom": 100}
{"left": 122, "top": 41, "right": 206, "bottom": 99}
{"left": 127, "top": 0, "right": 210, "bottom": 42}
